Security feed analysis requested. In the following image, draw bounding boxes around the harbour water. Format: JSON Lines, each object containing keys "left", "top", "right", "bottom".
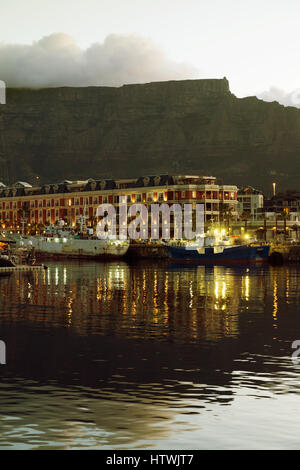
{"left": 0, "top": 260, "right": 300, "bottom": 449}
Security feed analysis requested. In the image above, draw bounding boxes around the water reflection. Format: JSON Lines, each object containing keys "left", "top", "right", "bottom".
{"left": 0, "top": 261, "right": 300, "bottom": 449}
{"left": 0, "top": 262, "right": 282, "bottom": 340}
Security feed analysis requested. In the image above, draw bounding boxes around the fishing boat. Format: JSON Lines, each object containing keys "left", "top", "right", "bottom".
{"left": 15, "top": 220, "right": 129, "bottom": 260}
{"left": 164, "top": 233, "right": 270, "bottom": 264}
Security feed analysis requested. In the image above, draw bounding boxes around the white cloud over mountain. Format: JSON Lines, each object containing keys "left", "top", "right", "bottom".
{"left": 257, "top": 86, "right": 300, "bottom": 108}
{"left": 0, "top": 33, "right": 199, "bottom": 88}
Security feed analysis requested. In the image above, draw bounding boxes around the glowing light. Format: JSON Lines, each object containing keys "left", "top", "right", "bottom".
{"left": 245, "top": 275, "right": 249, "bottom": 300}
{"left": 222, "top": 281, "right": 226, "bottom": 299}
{"left": 273, "top": 279, "right": 278, "bottom": 327}
{"left": 215, "top": 281, "right": 219, "bottom": 299}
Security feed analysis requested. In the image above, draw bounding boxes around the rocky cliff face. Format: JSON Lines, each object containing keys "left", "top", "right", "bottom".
{"left": 0, "top": 78, "right": 300, "bottom": 191}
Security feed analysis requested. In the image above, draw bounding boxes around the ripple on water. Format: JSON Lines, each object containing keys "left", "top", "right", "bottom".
{"left": 1, "top": 261, "right": 300, "bottom": 448}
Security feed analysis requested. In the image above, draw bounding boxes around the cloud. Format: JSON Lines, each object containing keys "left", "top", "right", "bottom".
{"left": 257, "top": 86, "right": 300, "bottom": 108}
{"left": 0, "top": 33, "right": 199, "bottom": 88}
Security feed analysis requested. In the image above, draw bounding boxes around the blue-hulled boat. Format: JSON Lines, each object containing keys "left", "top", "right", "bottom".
{"left": 165, "top": 243, "right": 270, "bottom": 264}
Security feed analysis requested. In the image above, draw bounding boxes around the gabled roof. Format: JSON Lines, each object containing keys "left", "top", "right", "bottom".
{"left": 13, "top": 181, "right": 32, "bottom": 188}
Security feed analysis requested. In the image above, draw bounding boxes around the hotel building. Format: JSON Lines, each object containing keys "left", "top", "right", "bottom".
{"left": 0, "top": 174, "right": 238, "bottom": 236}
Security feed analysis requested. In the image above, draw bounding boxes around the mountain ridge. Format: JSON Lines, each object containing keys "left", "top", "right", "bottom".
{"left": 0, "top": 78, "right": 299, "bottom": 193}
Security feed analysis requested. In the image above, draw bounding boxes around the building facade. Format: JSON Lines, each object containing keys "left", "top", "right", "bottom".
{"left": 237, "top": 186, "right": 264, "bottom": 220}
{"left": 0, "top": 174, "right": 238, "bottom": 236}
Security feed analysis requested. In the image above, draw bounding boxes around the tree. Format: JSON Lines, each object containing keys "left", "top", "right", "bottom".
{"left": 37, "top": 222, "right": 45, "bottom": 234}
{"left": 292, "top": 224, "right": 299, "bottom": 241}
{"left": 241, "top": 211, "right": 250, "bottom": 232}
{"left": 219, "top": 203, "right": 234, "bottom": 231}
{"left": 279, "top": 209, "right": 289, "bottom": 240}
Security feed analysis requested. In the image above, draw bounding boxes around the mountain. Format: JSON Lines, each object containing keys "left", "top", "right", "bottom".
{"left": 1, "top": 78, "right": 300, "bottom": 192}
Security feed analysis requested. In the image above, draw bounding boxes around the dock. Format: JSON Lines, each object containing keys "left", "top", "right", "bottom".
{"left": 269, "top": 243, "right": 300, "bottom": 264}
{"left": 125, "top": 243, "right": 168, "bottom": 259}
{"left": 0, "top": 264, "right": 47, "bottom": 273}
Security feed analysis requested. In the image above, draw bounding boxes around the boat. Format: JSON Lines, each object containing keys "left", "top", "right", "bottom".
{"left": 164, "top": 232, "right": 270, "bottom": 264}
{"left": 165, "top": 243, "right": 270, "bottom": 264}
{"left": 14, "top": 222, "right": 129, "bottom": 260}
{"left": 0, "top": 239, "right": 46, "bottom": 272}
{"left": 21, "top": 236, "right": 129, "bottom": 260}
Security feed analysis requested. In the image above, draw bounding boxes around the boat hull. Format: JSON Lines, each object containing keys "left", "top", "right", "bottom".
{"left": 20, "top": 237, "right": 129, "bottom": 260}
{"left": 165, "top": 244, "right": 270, "bottom": 264}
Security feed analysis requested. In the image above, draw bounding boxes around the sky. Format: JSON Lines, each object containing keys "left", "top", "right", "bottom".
{"left": 0, "top": 0, "right": 300, "bottom": 106}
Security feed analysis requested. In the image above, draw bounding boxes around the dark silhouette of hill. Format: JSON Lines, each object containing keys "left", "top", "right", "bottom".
{"left": 1, "top": 78, "right": 299, "bottom": 192}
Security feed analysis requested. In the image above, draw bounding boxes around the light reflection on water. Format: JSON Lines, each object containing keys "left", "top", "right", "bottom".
{"left": 0, "top": 261, "right": 300, "bottom": 449}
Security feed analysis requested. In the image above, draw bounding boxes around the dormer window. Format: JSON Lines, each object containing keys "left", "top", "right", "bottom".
{"left": 143, "top": 177, "right": 150, "bottom": 187}
{"left": 154, "top": 176, "right": 161, "bottom": 186}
